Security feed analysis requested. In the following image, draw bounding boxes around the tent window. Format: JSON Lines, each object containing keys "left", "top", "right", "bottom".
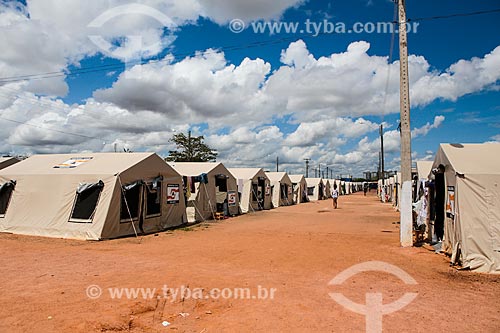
{"left": 307, "top": 187, "right": 315, "bottom": 196}
{"left": 120, "top": 181, "right": 142, "bottom": 222}
{"left": 146, "top": 181, "right": 162, "bottom": 218}
{"left": 0, "top": 180, "right": 16, "bottom": 217}
{"left": 69, "top": 181, "right": 104, "bottom": 223}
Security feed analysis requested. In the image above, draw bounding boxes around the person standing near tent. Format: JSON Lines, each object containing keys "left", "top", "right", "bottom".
{"left": 332, "top": 185, "right": 339, "bottom": 209}
{"left": 363, "top": 182, "right": 368, "bottom": 196}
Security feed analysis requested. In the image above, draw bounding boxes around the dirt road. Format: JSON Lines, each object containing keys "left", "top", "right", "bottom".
{"left": 0, "top": 193, "right": 498, "bottom": 332}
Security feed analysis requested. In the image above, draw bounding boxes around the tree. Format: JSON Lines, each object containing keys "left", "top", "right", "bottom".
{"left": 166, "top": 131, "right": 218, "bottom": 162}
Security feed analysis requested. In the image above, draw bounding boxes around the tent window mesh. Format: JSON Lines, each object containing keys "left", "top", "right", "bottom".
{"left": 120, "top": 184, "right": 141, "bottom": 222}
{"left": 69, "top": 184, "right": 103, "bottom": 222}
{"left": 0, "top": 182, "right": 15, "bottom": 217}
{"left": 146, "top": 182, "right": 161, "bottom": 218}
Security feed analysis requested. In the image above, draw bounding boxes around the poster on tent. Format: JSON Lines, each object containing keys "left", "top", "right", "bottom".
{"left": 446, "top": 186, "right": 455, "bottom": 219}
{"left": 53, "top": 157, "right": 93, "bottom": 168}
{"left": 228, "top": 191, "right": 237, "bottom": 207}
{"left": 265, "top": 184, "right": 271, "bottom": 196}
{"left": 167, "top": 184, "right": 180, "bottom": 204}
{"left": 288, "top": 186, "right": 292, "bottom": 196}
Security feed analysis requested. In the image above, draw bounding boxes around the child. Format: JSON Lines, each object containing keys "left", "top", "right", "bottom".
{"left": 332, "top": 185, "right": 339, "bottom": 209}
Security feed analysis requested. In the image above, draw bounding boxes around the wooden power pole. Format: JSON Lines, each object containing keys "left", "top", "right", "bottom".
{"left": 398, "top": 0, "right": 413, "bottom": 247}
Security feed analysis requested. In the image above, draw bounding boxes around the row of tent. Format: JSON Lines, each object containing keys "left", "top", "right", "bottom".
{"left": 377, "top": 143, "right": 500, "bottom": 274}
{"left": 0, "top": 153, "right": 362, "bottom": 241}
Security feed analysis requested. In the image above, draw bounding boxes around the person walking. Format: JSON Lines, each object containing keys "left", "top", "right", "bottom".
{"left": 332, "top": 185, "right": 339, "bottom": 209}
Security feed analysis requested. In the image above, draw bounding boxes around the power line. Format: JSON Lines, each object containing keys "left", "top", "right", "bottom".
{"left": 404, "top": 7, "right": 500, "bottom": 23}
{"left": 2, "top": 7, "right": 498, "bottom": 84}
{"left": 0, "top": 35, "right": 302, "bottom": 84}
{"left": 0, "top": 115, "right": 105, "bottom": 141}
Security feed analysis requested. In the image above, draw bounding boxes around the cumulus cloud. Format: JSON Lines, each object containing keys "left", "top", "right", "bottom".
{"left": 411, "top": 116, "right": 445, "bottom": 137}
{"left": 2, "top": 8, "right": 500, "bottom": 175}
{"left": 0, "top": 0, "right": 303, "bottom": 96}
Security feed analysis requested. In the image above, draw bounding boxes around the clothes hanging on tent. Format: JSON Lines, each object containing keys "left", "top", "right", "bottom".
{"left": 216, "top": 191, "right": 226, "bottom": 204}
{"left": 189, "top": 177, "right": 196, "bottom": 193}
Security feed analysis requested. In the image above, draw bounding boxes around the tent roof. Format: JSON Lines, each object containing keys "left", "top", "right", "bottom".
{"left": 228, "top": 168, "right": 265, "bottom": 180}
{"left": 168, "top": 162, "right": 222, "bottom": 176}
{"left": 0, "top": 153, "right": 157, "bottom": 175}
{"left": 305, "top": 178, "right": 322, "bottom": 186}
{"left": 289, "top": 174, "right": 305, "bottom": 183}
{"left": 265, "top": 172, "right": 289, "bottom": 182}
{"left": 434, "top": 143, "right": 500, "bottom": 175}
{"left": 416, "top": 161, "right": 433, "bottom": 180}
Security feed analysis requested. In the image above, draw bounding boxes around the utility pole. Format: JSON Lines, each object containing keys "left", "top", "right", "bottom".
{"left": 276, "top": 156, "right": 279, "bottom": 172}
{"left": 398, "top": 0, "right": 413, "bottom": 247}
{"left": 380, "top": 124, "right": 385, "bottom": 185}
{"left": 319, "top": 164, "right": 321, "bottom": 178}
{"left": 304, "top": 158, "right": 310, "bottom": 178}
{"left": 326, "top": 166, "right": 329, "bottom": 179}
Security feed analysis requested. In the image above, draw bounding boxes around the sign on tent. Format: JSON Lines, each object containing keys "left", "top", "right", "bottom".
{"left": 228, "top": 191, "right": 237, "bottom": 207}
{"left": 167, "top": 184, "right": 180, "bottom": 204}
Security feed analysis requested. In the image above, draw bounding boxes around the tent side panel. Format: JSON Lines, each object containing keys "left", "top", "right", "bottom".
{"left": 0, "top": 174, "right": 113, "bottom": 240}
{"left": 457, "top": 175, "right": 500, "bottom": 273}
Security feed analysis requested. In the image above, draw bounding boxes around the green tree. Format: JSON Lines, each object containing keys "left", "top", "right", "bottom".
{"left": 166, "top": 131, "right": 218, "bottom": 162}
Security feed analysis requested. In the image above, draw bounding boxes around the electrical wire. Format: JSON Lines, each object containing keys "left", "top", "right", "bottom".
{"left": 405, "top": 8, "right": 500, "bottom": 23}
{"left": 0, "top": 35, "right": 302, "bottom": 84}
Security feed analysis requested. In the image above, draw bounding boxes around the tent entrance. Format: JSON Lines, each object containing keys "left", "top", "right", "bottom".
{"left": 0, "top": 180, "right": 16, "bottom": 218}
{"left": 257, "top": 177, "right": 266, "bottom": 209}
{"left": 120, "top": 181, "right": 143, "bottom": 223}
{"left": 145, "top": 180, "right": 162, "bottom": 218}
{"left": 215, "top": 174, "right": 228, "bottom": 215}
{"left": 433, "top": 166, "right": 446, "bottom": 241}
{"left": 280, "top": 184, "right": 289, "bottom": 205}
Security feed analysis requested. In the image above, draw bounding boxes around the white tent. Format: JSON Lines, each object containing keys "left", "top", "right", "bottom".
{"left": 417, "top": 161, "right": 433, "bottom": 181}
{"left": 431, "top": 143, "right": 500, "bottom": 273}
{"left": 228, "top": 168, "right": 272, "bottom": 213}
{"left": 0, "top": 153, "right": 186, "bottom": 240}
{"left": 323, "top": 179, "right": 332, "bottom": 198}
{"left": 345, "top": 182, "right": 351, "bottom": 195}
{"left": 169, "top": 162, "right": 239, "bottom": 223}
{"left": 305, "top": 178, "right": 325, "bottom": 201}
{"left": 0, "top": 157, "right": 20, "bottom": 170}
{"left": 289, "top": 175, "right": 308, "bottom": 204}
{"left": 265, "top": 172, "right": 293, "bottom": 207}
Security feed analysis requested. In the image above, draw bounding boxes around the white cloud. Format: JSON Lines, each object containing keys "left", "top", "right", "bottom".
{"left": 0, "top": 0, "right": 303, "bottom": 96}
{"left": 2, "top": 6, "right": 500, "bottom": 176}
{"left": 411, "top": 116, "right": 445, "bottom": 137}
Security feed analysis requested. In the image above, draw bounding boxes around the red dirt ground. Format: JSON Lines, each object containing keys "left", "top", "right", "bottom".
{"left": 0, "top": 192, "right": 499, "bottom": 332}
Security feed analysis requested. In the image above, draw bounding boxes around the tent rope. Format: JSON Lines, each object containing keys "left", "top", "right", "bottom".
{"left": 202, "top": 182, "right": 216, "bottom": 219}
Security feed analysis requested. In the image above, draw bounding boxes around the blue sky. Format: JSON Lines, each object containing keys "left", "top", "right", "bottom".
{"left": 0, "top": 0, "right": 499, "bottom": 176}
